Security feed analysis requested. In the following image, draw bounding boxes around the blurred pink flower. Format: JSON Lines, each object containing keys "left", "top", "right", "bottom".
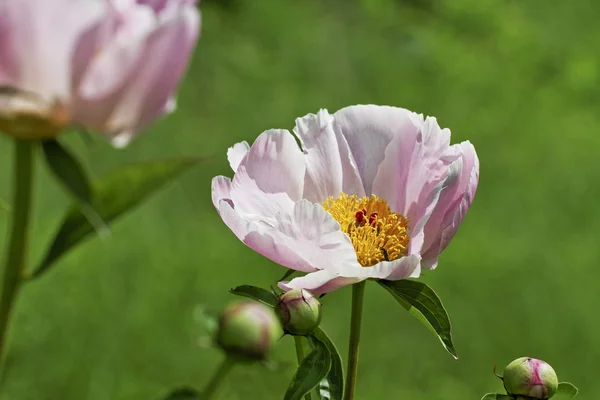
{"left": 212, "top": 105, "right": 479, "bottom": 294}
{"left": 0, "top": 0, "right": 200, "bottom": 144}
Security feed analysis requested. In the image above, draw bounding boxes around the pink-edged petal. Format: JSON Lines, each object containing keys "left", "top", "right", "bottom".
{"left": 76, "top": 0, "right": 200, "bottom": 143}
{"left": 216, "top": 198, "right": 315, "bottom": 272}
{"left": 279, "top": 270, "right": 364, "bottom": 295}
{"left": 268, "top": 199, "right": 360, "bottom": 272}
{"left": 227, "top": 141, "right": 250, "bottom": 172}
{"left": 294, "top": 109, "right": 364, "bottom": 202}
{"left": 229, "top": 130, "right": 306, "bottom": 217}
{"left": 333, "top": 105, "right": 425, "bottom": 195}
{"left": 371, "top": 115, "right": 452, "bottom": 217}
{"left": 421, "top": 142, "right": 479, "bottom": 269}
{"left": 407, "top": 155, "right": 463, "bottom": 256}
{"left": 215, "top": 198, "right": 359, "bottom": 275}
{"left": 369, "top": 254, "right": 421, "bottom": 281}
{"left": 211, "top": 175, "right": 232, "bottom": 210}
{"left": 0, "top": 0, "right": 106, "bottom": 101}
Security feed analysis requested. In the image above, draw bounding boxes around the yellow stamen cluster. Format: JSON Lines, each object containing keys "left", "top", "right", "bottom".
{"left": 323, "top": 193, "right": 410, "bottom": 267}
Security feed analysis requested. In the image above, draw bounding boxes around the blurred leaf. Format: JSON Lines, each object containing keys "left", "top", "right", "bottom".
{"left": 378, "top": 279, "right": 457, "bottom": 359}
{"left": 162, "top": 387, "right": 201, "bottom": 399}
{"left": 229, "top": 285, "right": 279, "bottom": 308}
{"left": 30, "top": 158, "right": 200, "bottom": 278}
{"left": 557, "top": 382, "right": 579, "bottom": 398}
{"left": 310, "top": 328, "right": 343, "bottom": 400}
{"left": 42, "top": 139, "right": 108, "bottom": 235}
{"left": 284, "top": 334, "right": 332, "bottom": 400}
{"left": 42, "top": 140, "right": 93, "bottom": 204}
{"left": 480, "top": 394, "right": 512, "bottom": 400}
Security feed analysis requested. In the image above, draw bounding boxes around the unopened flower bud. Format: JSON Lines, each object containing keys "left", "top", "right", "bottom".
{"left": 216, "top": 301, "right": 282, "bottom": 362}
{"left": 275, "top": 289, "right": 322, "bottom": 335}
{"left": 502, "top": 357, "right": 558, "bottom": 399}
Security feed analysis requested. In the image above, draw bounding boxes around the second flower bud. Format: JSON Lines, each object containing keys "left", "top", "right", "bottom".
{"left": 275, "top": 289, "right": 322, "bottom": 335}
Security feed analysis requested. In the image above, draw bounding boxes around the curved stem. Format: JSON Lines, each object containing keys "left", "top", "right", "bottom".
{"left": 0, "top": 140, "right": 35, "bottom": 364}
{"left": 294, "top": 336, "right": 314, "bottom": 400}
{"left": 201, "top": 356, "right": 235, "bottom": 400}
{"left": 343, "top": 281, "right": 366, "bottom": 400}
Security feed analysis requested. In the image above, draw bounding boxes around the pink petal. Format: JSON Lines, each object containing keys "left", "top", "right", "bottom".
{"left": 211, "top": 175, "right": 232, "bottom": 210}
{"left": 229, "top": 130, "right": 305, "bottom": 217}
{"left": 0, "top": 0, "right": 106, "bottom": 101}
{"left": 227, "top": 141, "right": 250, "bottom": 172}
{"left": 371, "top": 115, "right": 452, "bottom": 218}
{"left": 75, "top": 0, "right": 200, "bottom": 143}
{"left": 214, "top": 197, "right": 359, "bottom": 275}
{"left": 369, "top": 254, "right": 421, "bottom": 281}
{"left": 421, "top": 142, "right": 479, "bottom": 269}
{"left": 279, "top": 270, "right": 363, "bottom": 295}
{"left": 333, "top": 105, "right": 425, "bottom": 195}
{"left": 294, "top": 109, "right": 364, "bottom": 202}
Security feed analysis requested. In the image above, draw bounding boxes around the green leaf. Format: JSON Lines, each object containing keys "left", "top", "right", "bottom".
{"left": 378, "top": 279, "right": 458, "bottom": 359}
{"left": 284, "top": 335, "right": 332, "bottom": 400}
{"left": 480, "top": 394, "right": 512, "bottom": 400}
{"left": 42, "top": 140, "right": 108, "bottom": 235}
{"left": 229, "top": 285, "right": 279, "bottom": 308}
{"left": 42, "top": 140, "right": 93, "bottom": 204}
{"left": 277, "top": 268, "right": 298, "bottom": 282}
{"left": 311, "top": 328, "right": 343, "bottom": 400}
{"left": 162, "top": 387, "right": 201, "bottom": 399}
{"left": 556, "top": 382, "right": 579, "bottom": 398}
{"left": 30, "top": 158, "right": 199, "bottom": 278}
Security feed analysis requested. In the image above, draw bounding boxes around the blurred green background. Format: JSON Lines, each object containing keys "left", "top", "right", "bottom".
{"left": 1, "top": 0, "right": 599, "bottom": 398}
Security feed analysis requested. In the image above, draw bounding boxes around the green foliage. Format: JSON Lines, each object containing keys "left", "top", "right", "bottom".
{"left": 31, "top": 158, "right": 199, "bottom": 278}
{"left": 284, "top": 335, "right": 331, "bottom": 400}
{"left": 378, "top": 279, "right": 457, "bottom": 359}
{"left": 229, "top": 285, "right": 279, "bottom": 307}
{"left": 311, "top": 328, "right": 344, "bottom": 400}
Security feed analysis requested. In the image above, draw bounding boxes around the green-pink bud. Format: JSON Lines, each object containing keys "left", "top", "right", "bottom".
{"left": 216, "top": 301, "right": 282, "bottom": 362}
{"left": 275, "top": 289, "right": 322, "bottom": 335}
{"left": 502, "top": 357, "right": 558, "bottom": 399}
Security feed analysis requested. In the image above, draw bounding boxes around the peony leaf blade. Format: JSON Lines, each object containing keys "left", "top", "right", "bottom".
{"left": 31, "top": 157, "right": 200, "bottom": 278}
{"left": 480, "top": 394, "right": 512, "bottom": 400}
{"left": 284, "top": 334, "right": 332, "bottom": 400}
{"left": 42, "top": 139, "right": 93, "bottom": 205}
{"left": 378, "top": 279, "right": 457, "bottom": 359}
{"left": 310, "top": 327, "right": 344, "bottom": 400}
{"left": 229, "top": 285, "right": 279, "bottom": 308}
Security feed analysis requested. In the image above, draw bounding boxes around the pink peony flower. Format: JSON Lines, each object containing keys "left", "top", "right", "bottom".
{"left": 0, "top": 0, "right": 200, "bottom": 144}
{"left": 212, "top": 105, "right": 479, "bottom": 294}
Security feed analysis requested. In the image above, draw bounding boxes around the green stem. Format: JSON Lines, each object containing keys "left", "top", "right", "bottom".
{"left": 343, "top": 281, "right": 366, "bottom": 400}
{"left": 0, "top": 140, "right": 34, "bottom": 364}
{"left": 294, "top": 336, "right": 314, "bottom": 400}
{"left": 201, "top": 357, "right": 235, "bottom": 400}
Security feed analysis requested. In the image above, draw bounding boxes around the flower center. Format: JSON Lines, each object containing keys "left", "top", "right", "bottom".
{"left": 322, "top": 193, "right": 410, "bottom": 267}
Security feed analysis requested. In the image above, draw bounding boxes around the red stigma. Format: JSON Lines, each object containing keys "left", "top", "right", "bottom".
{"left": 368, "top": 212, "right": 378, "bottom": 227}
{"left": 355, "top": 209, "right": 368, "bottom": 226}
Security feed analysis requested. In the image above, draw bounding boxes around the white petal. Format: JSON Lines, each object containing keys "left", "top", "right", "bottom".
{"left": 368, "top": 254, "right": 421, "bottom": 281}
{"left": 294, "top": 109, "right": 364, "bottom": 202}
{"left": 279, "top": 270, "right": 364, "bottom": 295}
{"left": 229, "top": 129, "right": 305, "bottom": 218}
{"left": 333, "top": 105, "right": 422, "bottom": 195}
{"left": 371, "top": 115, "right": 452, "bottom": 216}
{"left": 227, "top": 141, "right": 250, "bottom": 172}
